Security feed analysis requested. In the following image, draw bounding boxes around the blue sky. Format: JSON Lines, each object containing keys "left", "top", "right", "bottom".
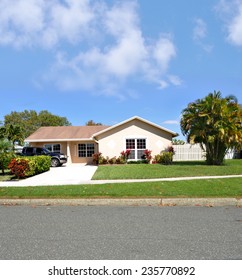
{"left": 1, "top": 0, "right": 242, "bottom": 140}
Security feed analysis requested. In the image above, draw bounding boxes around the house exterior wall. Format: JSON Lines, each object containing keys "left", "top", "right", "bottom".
{"left": 68, "top": 141, "right": 98, "bottom": 164}
{"left": 30, "top": 141, "right": 97, "bottom": 165}
{"left": 96, "top": 119, "right": 173, "bottom": 159}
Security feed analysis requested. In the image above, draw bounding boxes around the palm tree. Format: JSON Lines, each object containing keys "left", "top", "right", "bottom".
{"left": 180, "top": 91, "right": 242, "bottom": 165}
{"left": 0, "top": 139, "right": 13, "bottom": 174}
{"left": 6, "top": 124, "right": 24, "bottom": 148}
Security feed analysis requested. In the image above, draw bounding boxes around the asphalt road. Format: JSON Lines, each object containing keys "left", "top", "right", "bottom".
{"left": 0, "top": 206, "right": 241, "bottom": 260}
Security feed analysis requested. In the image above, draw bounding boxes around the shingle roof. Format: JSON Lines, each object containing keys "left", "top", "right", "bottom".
{"left": 25, "top": 126, "right": 110, "bottom": 142}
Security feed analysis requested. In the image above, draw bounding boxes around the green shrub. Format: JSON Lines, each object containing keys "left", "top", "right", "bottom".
{"left": 8, "top": 156, "right": 51, "bottom": 178}
{"left": 0, "top": 152, "right": 15, "bottom": 174}
{"left": 154, "top": 152, "right": 173, "bottom": 165}
{"left": 25, "top": 156, "right": 51, "bottom": 176}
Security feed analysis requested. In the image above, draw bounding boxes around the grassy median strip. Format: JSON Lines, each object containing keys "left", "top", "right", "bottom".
{"left": 0, "top": 178, "right": 242, "bottom": 199}
{"left": 92, "top": 160, "right": 242, "bottom": 180}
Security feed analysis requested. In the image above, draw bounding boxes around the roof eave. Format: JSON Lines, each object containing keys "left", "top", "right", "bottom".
{"left": 25, "top": 138, "right": 95, "bottom": 142}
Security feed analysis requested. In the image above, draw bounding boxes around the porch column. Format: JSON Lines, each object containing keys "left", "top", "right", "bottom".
{"left": 67, "top": 141, "right": 72, "bottom": 164}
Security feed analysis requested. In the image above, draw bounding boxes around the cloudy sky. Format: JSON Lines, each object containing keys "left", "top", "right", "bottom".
{"left": 1, "top": 0, "right": 242, "bottom": 139}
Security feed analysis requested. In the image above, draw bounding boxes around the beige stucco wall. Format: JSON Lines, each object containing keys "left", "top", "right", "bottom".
{"left": 96, "top": 119, "right": 173, "bottom": 159}
{"left": 30, "top": 141, "right": 97, "bottom": 165}
{"left": 68, "top": 141, "right": 98, "bottom": 164}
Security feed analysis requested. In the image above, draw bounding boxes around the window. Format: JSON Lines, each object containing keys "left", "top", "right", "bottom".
{"left": 78, "top": 143, "right": 95, "bottom": 157}
{"left": 44, "top": 144, "right": 61, "bottom": 153}
{"left": 126, "top": 138, "right": 146, "bottom": 160}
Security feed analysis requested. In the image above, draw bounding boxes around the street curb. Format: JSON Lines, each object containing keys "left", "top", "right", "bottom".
{"left": 0, "top": 198, "right": 241, "bottom": 207}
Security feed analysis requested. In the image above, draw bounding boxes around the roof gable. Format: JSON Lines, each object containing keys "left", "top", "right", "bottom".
{"left": 93, "top": 116, "right": 178, "bottom": 138}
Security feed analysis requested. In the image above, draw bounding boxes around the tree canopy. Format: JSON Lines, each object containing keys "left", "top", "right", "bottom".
{"left": 180, "top": 91, "right": 242, "bottom": 165}
{"left": 85, "top": 120, "right": 103, "bottom": 126}
{"left": 3, "top": 110, "right": 71, "bottom": 140}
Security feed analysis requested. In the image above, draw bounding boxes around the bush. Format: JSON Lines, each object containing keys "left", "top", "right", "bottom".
{"left": 154, "top": 151, "right": 174, "bottom": 165}
{"left": 8, "top": 156, "right": 51, "bottom": 179}
{"left": 108, "top": 157, "right": 116, "bottom": 164}
{"left": 92, "top": 153, "right": 102, "bottom": 165}
{"left": 0, "top": 152, "right": 15, "bottom": 174}
{"left": 8, "top": 158, "right": 30, "bottom": 179}
{"left": 143, "top": 149, "right": 152, "bottom": 163}
{"left": 160, "top": 152, "right": 173, "bottom": 165}
{"left": 26, "top": 156, "right": 51, "bottom": 176}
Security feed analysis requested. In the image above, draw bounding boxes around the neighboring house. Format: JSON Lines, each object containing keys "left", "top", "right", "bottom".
{"left": 25, "top": 116, "right": 178, "bottom": 164}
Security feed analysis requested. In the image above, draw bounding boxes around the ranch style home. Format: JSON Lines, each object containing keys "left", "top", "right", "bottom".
{"left": 25, "top": 116, "right": 178, "bottom": 164}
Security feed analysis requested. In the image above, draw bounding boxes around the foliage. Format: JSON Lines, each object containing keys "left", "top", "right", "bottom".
{"left": 86, "top": 120, "right": 103, "bottom": 126}
{"left": 143, "top": 149, "right": 152, "bottom": 163}
{"left": 8, "top": 156, "right": 50, "bottom": 179}
{"left": 120, "top": 149, "right": 131, "bottom": 163}
{"left": 23, "top": 156, "right": 51, "bottom": 177}
{"left": 153, "top": 146, "right": 174, "bottom": 165}
{"left": 8, "top": 158, "right": 30, "bottom": 179}
{"left": 0, "top": 139, "right": 15, "bottom": 174}
{"left": 154, "top": 152, "right": 173, "bottom": 165}
{"left": 4, "top": 110, "right": 71, "bottom": 139}
{"left": 0, "top": 124, "right": 24, "bottom": 146}
{"left": 92, "top": 152, "right": 102, "bottom": 164}
{"left": 172, "top": 139, "right": 185, "bottom": 145}
{"left": 115, "top": 156, "right": 126, "bottom": 164}
{"left": 181, "top": 91, "right": 242, "bottom": 165}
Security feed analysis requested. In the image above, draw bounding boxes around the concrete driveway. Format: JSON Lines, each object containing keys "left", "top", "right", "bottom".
{"left": 0, "top": 164, "right": 98, "bottom": 187}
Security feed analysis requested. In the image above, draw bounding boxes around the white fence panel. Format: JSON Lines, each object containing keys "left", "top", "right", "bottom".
{"left": 173, "top": 144, "right": 236, "bottom": 161}
{"left": 173, "top": 144, "right": 205, "bottom": 161}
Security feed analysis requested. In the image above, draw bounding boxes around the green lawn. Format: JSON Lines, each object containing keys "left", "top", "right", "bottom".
{"left": 92, "top": 160, "right": 242, "bottom": 180}
{"left": 0, "top": 171, "right": 14, "bottom": 182}
{"left": 0, "top": 178, "right": 241, "bottom": 198}
{"left": 1, "top": 160, "right": 241, "bottom": 199}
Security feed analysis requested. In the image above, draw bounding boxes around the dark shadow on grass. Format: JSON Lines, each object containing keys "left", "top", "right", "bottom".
{"left": 172, "top": 161, "right": 207, "bottom": 166}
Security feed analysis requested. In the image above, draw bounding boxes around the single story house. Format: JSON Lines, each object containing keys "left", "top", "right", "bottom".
{"left": 25, "top": 116, "right": 178, "bottom": 164}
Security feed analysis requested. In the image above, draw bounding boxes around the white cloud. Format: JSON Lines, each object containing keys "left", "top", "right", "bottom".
{"left": 0, "top": 0, "right": 96, "bottom": 48}
{"left": 168, "top": 75, "right": 183, "bottom": 86}
{"left": 193, "top": 18, "right": 207, "bottom": 41}
{"left": 215, "top": 0, "right": 242, "bottom": 46}
{"left": 0, "top": 0, "right": 180, "bottom": 97}
{"left": 192, "top": 18, "right": 213, "bottom": 52}
{"left": 227, "top": 6, "right": 242, "bottom": 45}
{"left": 163, "top": 120, "right": 180, "bottom": 125}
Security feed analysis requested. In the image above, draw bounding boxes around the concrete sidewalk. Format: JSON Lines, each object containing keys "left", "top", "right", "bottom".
{"left": 0, "top": 172, "right": 242, "bottom": 187}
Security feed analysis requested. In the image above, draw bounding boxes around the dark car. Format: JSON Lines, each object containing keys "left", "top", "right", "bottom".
{"left": 21, "top": 147, "right": 68, "bottom": 167}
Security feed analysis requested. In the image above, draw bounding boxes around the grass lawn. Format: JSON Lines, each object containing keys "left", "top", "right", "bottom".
{"left": 0, "top": 178, "right": 241, "bottom": 199}
{"left": 92, "top": 160, "right": 242, "bottom": 180}
{"left": 0, "top": 171, "right": 14, "bottom": 182}
{"left": 0, "top": 160, "right": 241, "bottom": 199}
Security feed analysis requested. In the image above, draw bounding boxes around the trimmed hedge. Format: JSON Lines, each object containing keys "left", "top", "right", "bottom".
{"left": 8, "top": 156, "right": 51, "bottom": 179}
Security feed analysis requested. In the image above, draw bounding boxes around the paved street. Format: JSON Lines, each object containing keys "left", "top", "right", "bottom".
{"left": 0, "top": 206, "right": 241, "bottom": 260}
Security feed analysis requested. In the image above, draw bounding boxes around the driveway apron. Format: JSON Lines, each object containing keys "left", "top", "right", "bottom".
{"left": 0, "top": 164, "right": 98, "bottom": 187}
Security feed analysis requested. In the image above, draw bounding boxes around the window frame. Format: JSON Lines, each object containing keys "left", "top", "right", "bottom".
{"left": 78, "top": 143, "right": 95, "bottom": 158}
{"left": 125, "top": 138, "right": 147, "bottom": 160}
{"left": 44, "top": 144, "right": 61, "bottom": 153}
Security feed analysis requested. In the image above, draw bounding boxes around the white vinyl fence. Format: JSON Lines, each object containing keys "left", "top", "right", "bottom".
{"left": 173, "top": 144, "right": 235, "bottom": 161}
